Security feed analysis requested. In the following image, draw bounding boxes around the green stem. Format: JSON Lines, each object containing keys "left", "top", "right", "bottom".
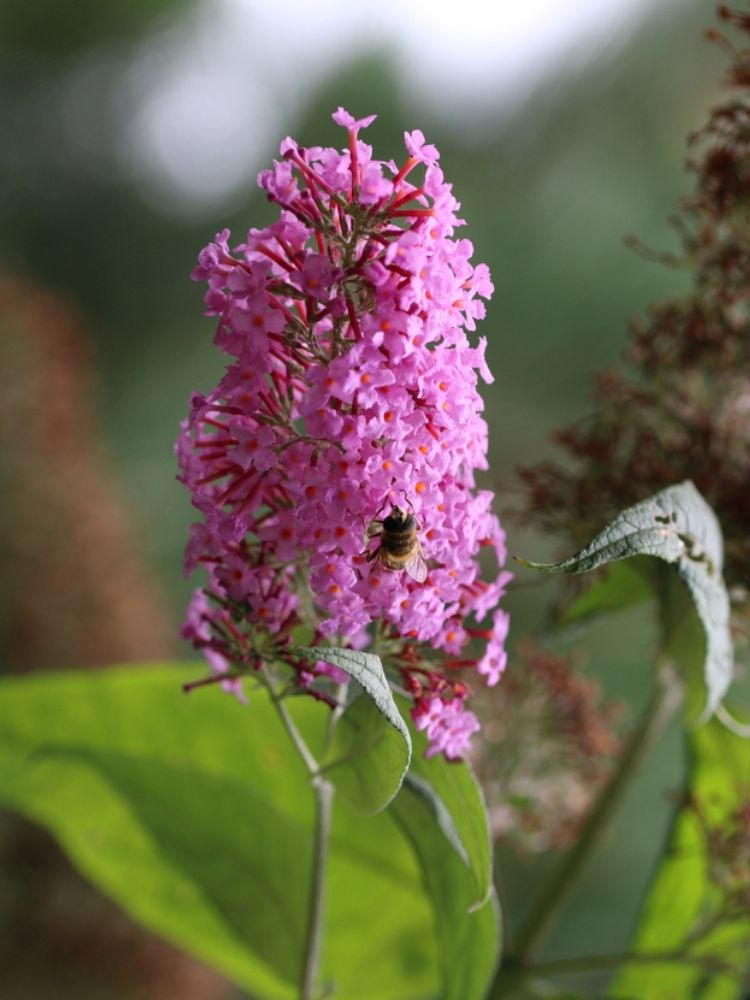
{"left": 507, "top": 662, "right": 681, "bottom": 971}
{"left": 270, "top": 685, "right": 320, "bottom": 776}
{"left": 262, "top": 667, "right": 336, "bottom": 1000}
{"left": 323, "top": 681, "right": 348, "bottom": 755}
{"left": 302, "top": 775, "right": 335, "bottom": 1000}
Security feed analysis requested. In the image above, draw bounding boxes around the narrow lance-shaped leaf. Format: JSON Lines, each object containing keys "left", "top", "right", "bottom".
{"left": 291, "top": 645, "right": 411, "bottom": 809}
{"left": 516, "top": 481, "right": 733, "bottom": 718}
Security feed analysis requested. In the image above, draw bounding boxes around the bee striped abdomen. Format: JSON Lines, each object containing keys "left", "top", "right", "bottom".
{"left": 384, "top": 527, "right": 416, "bottom": 556}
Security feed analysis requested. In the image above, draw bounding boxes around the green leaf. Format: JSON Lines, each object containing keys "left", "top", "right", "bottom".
{"left": 404, "top": 771, "right": 470, "bottom": 864}
{"left": 391, "top": 780, "right": 501, "bottom": 1000}
{"left": 0, "top": 665, "right": 444, "bottom": 1000}
{"left": 321, "top": 691, "right": 410, "bottom": 813}
{"left": 404, "top": 719, "right": 493, "bottom": 910}
{"left": 560, "top": 557, "right": 655, "bottom": 627}
{"left": 610, "top": 717, "right": 750, "bottom": 999}
{"left": 292, "top": 645, "right": 411, "bottom": 800}
{"left": 517, "top": 481, "right": 733, "bottom": 718}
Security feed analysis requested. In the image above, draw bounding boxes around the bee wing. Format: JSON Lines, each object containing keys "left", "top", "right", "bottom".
{"left": 368, "top": 548, "right": 387, "bottom": 581}
{"left": 405, "top": 544, "right": 428, "bottom": 583}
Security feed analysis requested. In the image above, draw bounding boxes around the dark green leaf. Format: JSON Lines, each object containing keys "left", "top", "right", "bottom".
{"left": 610, "top": 717, "right": 750, "bottom": 999}
{"left": 517, "top": 481, "right": 733, "bottom": 718}
{"left": 0, "top": 666, "right": 442, "bottom": 1000}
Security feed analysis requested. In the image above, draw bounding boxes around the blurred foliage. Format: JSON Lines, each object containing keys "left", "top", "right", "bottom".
{"left": 612, "top": 717, "right": 750, "bottom": 998}
{"left": 477, "top": 639, "right": 623, "bottom": 854}
{"left": 0, "top": 0, "right": 184, "bottom": 53}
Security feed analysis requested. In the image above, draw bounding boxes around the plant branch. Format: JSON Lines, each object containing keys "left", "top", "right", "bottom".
{"left": 262, "top": 666, "right": 335, "bottom": 1000}
{"left": 507, "top": 661, "right": 682, "bottom": 970}
{"left": 266, "top": 675, "right": 320, "bottom": 777}
{"left": 301, "top": 775, "right": 334, "bottom": 1000}
{"left": 323, "top": 681, "right": 348, "bottom": 755}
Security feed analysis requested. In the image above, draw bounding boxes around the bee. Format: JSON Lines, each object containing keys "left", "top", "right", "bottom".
{"left": 367, "top": 504, "right": 428, "bottom": 583}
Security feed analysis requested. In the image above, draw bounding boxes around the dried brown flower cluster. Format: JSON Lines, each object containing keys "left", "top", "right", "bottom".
{"left": 519, "top": 5, "right": 750, "bottom": 588}
{"left": 0, "top": 272, "right": 174, "bottom": 669}
{"left": 476, "top": 642, "right": 623, "bottom": 852}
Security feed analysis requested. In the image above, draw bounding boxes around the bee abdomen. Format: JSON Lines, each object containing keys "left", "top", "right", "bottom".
{"left": 385, "top": 533, "right": 416, "bottom": 557}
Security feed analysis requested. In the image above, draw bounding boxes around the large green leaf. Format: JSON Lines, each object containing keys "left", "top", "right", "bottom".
{"left": 0, "top": 665, "right": 440, "bottom": 1000}
{"left": 392, "top": 711, "right": 499, "bottom": 999}
{"left": 391, "top": 777, "right": 501, "bottom": 1000}
{"left": 293, "top": 645, "right": 411, "bottom": 809}
{"left": 517, "top": 481, "right": 733, "bottom": 718}
{"left": 610, "top": 718, "right": 750, "bottom": 999}
{"left": 404, "top": 722, "right": 493, "bottom": 910}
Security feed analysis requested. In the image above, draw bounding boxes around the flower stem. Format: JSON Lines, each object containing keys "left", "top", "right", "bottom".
{"left": 507, "top": 661, "right": 682, "bottom": 971}
{"left": 270, "top": 684, "right": 321, "bottom": 777}
{"left": 262, "top": 667, "right": 335, "bottom": 1000}
{"left": 302, "top": 775, "right": 334, "bottom": 1000}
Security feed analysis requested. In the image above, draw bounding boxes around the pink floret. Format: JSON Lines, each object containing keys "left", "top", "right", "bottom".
{"left": 413, "top": 696, "right": 481, "bottom": 760}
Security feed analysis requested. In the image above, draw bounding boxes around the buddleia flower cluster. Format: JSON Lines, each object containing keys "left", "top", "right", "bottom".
{"left": 177, "top": 108, "right": 510, "bottom": 758}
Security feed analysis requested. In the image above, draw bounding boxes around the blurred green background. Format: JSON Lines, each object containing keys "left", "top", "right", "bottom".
{"left": 0, "top": 0, "right": 727, "bottom": 995}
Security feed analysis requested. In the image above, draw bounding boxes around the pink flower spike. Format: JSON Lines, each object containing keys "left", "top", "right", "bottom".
{"left": 179, "top": 106, "right": 508, "bottom": 744}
